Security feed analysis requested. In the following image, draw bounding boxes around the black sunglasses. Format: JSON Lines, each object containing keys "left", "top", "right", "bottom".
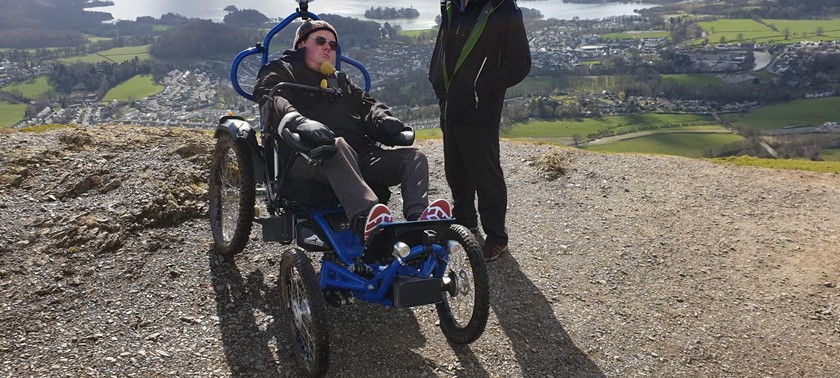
{"left": 312, "top": 35, "right": 338, "bottom": 51}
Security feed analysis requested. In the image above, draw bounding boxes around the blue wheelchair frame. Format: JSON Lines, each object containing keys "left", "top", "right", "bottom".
{"left": 224, "top": 2, "right": 454, "bottom": 308}
{"left": 229, "top": 7, "right": 371, "bottom": 103}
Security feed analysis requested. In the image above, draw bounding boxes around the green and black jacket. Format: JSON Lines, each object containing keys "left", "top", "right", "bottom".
{"left": 429, "top": 0, "right": 531, "bottom": 126}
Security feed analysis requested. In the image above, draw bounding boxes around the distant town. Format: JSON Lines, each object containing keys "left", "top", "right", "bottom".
{"left": 2, "top": 0, "right": 840, "bottom": 159}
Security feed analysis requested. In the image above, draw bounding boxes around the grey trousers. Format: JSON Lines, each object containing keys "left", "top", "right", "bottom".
{"left": 286, "top": 137, "right": 429, "bottom": 221}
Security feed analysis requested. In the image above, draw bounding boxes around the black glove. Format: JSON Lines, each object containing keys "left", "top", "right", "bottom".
{"left": 379, "top": 116, "right": 405, "bottom": 135}
{"left": 294, "top": 118, "right": 334, "bottom": 145}
{"left": 282, "top": 112, "right": 335, "bottom": 145}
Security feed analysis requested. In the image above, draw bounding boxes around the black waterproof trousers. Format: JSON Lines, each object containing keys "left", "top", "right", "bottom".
{"left": 286, "top": 137, "right": 429, "bottom": 221}
{"left": 441, "top": 118, "right": 508, "bottom": 247}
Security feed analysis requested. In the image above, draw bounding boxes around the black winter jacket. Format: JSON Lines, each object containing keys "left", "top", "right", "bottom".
{"left": 254, "top": 49, "right": 397, "bottom": 154}
{"left": 429, "top": 0, "right": 531, "bottom": 126}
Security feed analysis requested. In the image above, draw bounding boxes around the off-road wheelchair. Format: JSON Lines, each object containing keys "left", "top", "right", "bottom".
{"left": 207, "top": 1, "right": 490, "bottom": 376}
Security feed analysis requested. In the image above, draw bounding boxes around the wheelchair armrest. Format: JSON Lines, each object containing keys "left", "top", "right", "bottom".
{"left": 280, "top": 128, "right": 338, "bottom": 162}
{"left": 310, "top": 144, "right": 338, "bottom": 160}
{"left": 394, "top": 128, "right": 415, "bottom": 146}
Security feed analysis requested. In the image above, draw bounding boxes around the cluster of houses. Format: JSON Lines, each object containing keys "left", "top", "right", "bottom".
{"left": 18, "top": 70, "right": 256, "bottom": 128}
{"left": 0, "top": 59, "right": 48, "bottom": 90}
{"left": 767, "top": 40, "right": 840, "bottom": 77}
{"left": 6, "top": 21, "right": 840, "bottom": 130}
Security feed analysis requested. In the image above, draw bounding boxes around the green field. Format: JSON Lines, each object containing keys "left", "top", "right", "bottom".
{"left": 601, "top": 30, "right": 669, "bottom": 40}
{"left": 584, "top": 133, "right": 744, "bottom": 158}
{"left": 1, "top": 76, "right": 51, "bottom": 99}
{"left": 725, "top": 97, "right": 840, "bottom": 130}
{"left": 0, "top": 102, "right": 27, "bottom": 128}
{"left": 398, "top": 29, "right": 435, "bottom": 38}
{"left": 101, "top": 74, "right": 164, "bottom": 102}
{"left": 508, "top": 76, "right": 558, "bottom": 96}
{"left": 508, "top": 75, "right": 638, "bottom": 97}
{"left": 765, "top": 19, "right": 840, "bottom": 40}
{"left": 506, "top": 114, "right": 719, "bottom": 140}
{"left": 57, "top": 45, "right": 151, "bottom": 64}
{"left": 416, "top": 127, "right": 442, "bottom": 139}
{"left": 695, "top": 18, "right": 840, "bottom": 45}
{"left": 662, "top": 74, "right": 726, "bottom": 87}
{"left": 86, "top": 35, "right": 113, "bottom": 43}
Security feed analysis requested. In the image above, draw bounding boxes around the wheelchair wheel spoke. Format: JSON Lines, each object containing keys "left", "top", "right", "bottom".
{"left": 289, "top": 270, "right": 317, "bottom": 360}
{"left": 280, "top": 249, "right": 329, "bottom": 376}
{"left": 219, "top": 150, "right": 241, "bottom": 242}
{"left": 446, "top": 243, "right": 476, "bottom": 326}
{"left": 436, "top": 225, "right": 489, "bottom": 345}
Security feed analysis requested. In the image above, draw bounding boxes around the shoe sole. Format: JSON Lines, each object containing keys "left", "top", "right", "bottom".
{"left": 364, "top": 204, "right": 393, "bottom": 240}
{"left": 419, "top": 199, "right": 452, "bottom": 221}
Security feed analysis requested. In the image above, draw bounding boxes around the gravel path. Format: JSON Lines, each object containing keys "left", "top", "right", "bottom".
{"left": 1, "top": 126, "right": 838, "bottom": 377}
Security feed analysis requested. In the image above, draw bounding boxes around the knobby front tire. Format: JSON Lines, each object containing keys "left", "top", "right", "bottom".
{"left": 208, "top": 133, "right": 255, "bottom": 256}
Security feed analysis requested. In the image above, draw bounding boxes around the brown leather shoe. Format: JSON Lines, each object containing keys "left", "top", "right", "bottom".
{"left": 482, "top": 243, "right": 508, "bottom": 262}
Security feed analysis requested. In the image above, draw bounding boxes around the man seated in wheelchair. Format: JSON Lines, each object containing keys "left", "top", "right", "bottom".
{"left": 253, "top": 20, "right": 451, "bottom": 241}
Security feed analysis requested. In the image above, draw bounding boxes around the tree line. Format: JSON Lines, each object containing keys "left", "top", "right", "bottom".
{"left": 149, "top": 20, "right": 260, "bottom": 60}
{"left": 365, "top": 7, "right": 420, "bottom": 20}
{"left": 0, "top": 36, "right": 153, "bottom": 62}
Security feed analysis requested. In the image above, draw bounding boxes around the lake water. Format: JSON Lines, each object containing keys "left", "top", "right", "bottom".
{"left": 92, "top": 0, "right": 658, "bottom": 30}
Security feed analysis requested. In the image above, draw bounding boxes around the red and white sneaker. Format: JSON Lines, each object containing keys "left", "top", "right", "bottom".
{"left": 419, "top": 199, "right": 452, "bottom": 221}
{"left": 363, "top": 203, "right": 393, "bottom": 241}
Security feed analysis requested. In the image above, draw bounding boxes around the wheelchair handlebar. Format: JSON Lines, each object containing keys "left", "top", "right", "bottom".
{"left": 230, "top": 8, "right": 372, "bottom": 102}
{"left": 270, "top": 81, "right": 340, "bottom": 98}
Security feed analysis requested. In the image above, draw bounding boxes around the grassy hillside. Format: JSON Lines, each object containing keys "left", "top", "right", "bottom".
{"left": 601, "top": 31, "right": 669, "bottom": 40}
{"left": 583, "top": 133, "right": 744, "bottom": 158}
{"left": 821, "top": 148, "right": 840, "bottom": 162}
{"left": 57, "top": 45, "right": 151, "bottom": 64}
{"left": 506, "top": 114, "right": 719, "bottom": 139}
{"left": 101, "top": 74, "right": 164, "bottom": 102}
{"left": 694, "top": 18, "right": 840, "bottom": 45}
{"left": 661, "top": 74, "right": 726, "bottom": 87}
{"left": 1, "top": 76, "right": 50, "bottom": 99}
{"left": 0, "top": 102, "right": 27, "bottom": 128}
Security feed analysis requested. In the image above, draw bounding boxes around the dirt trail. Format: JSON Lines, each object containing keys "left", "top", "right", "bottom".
{"left": 1, "top": 126, "right": 837, "bottom": 377}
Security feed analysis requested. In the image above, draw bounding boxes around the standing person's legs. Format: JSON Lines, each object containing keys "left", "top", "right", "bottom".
{"left": 442, "top": 119, "right": 479, "bottom": 229}
{"left": 285, "top": 137, "right": 379, "bottom": 220}
{"left": 358, "top": 147, "right": 429, "bottom": 220}
{"left": 449, "top": 121, "right": 508, "bottom": 247}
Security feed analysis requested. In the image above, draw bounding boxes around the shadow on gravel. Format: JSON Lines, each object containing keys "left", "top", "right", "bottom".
{"left": 208, "top": 249, "right": 443, "bottom": 377}
{"left": 326, "top": 302, "right": 439, "bottom": 376}
{"left": 208, "top": 250, "right": 291, "bottom": 377}
{"left": 491, "top": 254, "right": 605, "bottom": 377}
{"left": 447, "top": 339, "right": 492, "bottom": 377}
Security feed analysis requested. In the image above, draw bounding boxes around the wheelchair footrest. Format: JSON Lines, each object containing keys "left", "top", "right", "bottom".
{"left": 256, "top": 215, "right": 293, "bottom": 243}
{"left": 392, "top": 276, "right": 443, "bottom": 308}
